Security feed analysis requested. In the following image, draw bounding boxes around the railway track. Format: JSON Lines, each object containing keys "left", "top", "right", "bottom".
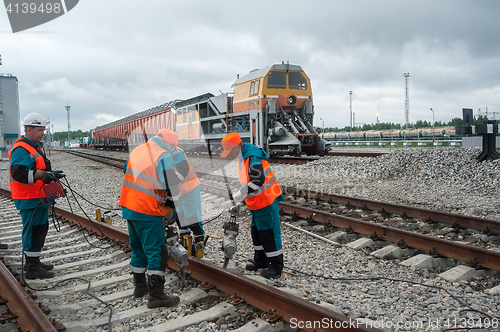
{"left": 0, "top": 188, "right": 382, "bottom": 332}
{"left": 61, "top": 148, "right": 500, "bottom": 276}
{"left": 3, "top": 148, "right": 499, "bottom": 330}
{"left": 60, "top": 148, "right": 385, "bottom": 168}
{"left": 198, "top": 172, "right": 500, "bottom": 284}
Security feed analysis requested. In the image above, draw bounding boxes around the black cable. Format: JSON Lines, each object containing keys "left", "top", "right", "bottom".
{"left": 19, "top": 180, "right": 114, "bottom": 330}
{"left": 201, "top": 210, "right": 225, "bottom": 226}
{"left": 283, "top": 266, "right": 498, "bottom": 332}
{"left": 61, "top": 177, "right": 129, "bottom": 248}
{"left": 60, "top": 183, "right": 120, "bottom": 211}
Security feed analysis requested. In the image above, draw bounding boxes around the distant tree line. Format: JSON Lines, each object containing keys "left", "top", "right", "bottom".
{"left": 323, "top": 115, "right": 498, "bottom": 133}
{"left": 50, "top": 130, "right": 90, "bottom": 144}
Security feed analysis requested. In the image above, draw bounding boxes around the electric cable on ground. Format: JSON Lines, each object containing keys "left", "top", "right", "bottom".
{"left": 20, "top": 194, "right": 113, "bottom": 331}
{"left": 282, "top": 257, "right": 498, "bottom": 332}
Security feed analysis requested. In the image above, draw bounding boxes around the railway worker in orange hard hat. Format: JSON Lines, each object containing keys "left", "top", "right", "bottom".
{"left": 221, "top": 132, "right": 284, "bottom": 279}
{"left": 119, "top": 129, "right": 181, "bottom": 309}
{"left": 155, "top": 129, "right": 205, "bottom": 258}
{"left": 8, "top": 113, "right": 65, "bottom": 279}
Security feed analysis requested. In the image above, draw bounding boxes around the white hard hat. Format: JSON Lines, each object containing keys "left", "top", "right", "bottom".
{"left": 23, "top": 113, "right": 47, "bottom": 127}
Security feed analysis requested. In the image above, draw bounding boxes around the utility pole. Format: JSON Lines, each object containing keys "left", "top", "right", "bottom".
{"left": 66, "top": 104, "right": 71, "bottom": 145}
{"left": 430, "top": 108, "right": 435, "bottom": 143}
{"left": 349, "top": 90, "right": 352, "bottom": 132}
{"left": 404, "top": 73, "right": 410, "bottom": 129}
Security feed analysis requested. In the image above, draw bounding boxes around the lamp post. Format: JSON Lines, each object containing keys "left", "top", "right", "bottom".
{"left": 320, "top": 117, "right": 324, "bottom": 137}
{"left": 430, "top": 108, "right": 435, "bottom": 144}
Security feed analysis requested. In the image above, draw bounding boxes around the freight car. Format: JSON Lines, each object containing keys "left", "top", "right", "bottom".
{"left": 92, "top": 63, "right": 329, "bottom": 156}
{"left": 323, "top": 126, "right": 459, "bottom": 141}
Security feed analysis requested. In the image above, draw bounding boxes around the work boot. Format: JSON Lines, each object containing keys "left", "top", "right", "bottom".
{"left": 25, "top": 256, "right": 55, "bottom": 279}
{"left": 0, "top": 242, "right": 8, "bottom": 249}
{"left": 260, "top": 267, "right": 281, "bottom": 279}
{"left": 23, "top": 255, "right": 53, "bottom": 271}
{"left": 132, "top": 272, "right": 148, "bottom": 298}
{"left": 147, "top": 274, "right": 180, "bottom": 309}
{"left": 245, "top": 258, "right": 268, "bottom": 271}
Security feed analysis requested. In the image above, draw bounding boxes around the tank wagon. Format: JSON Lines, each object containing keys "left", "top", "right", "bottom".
{"left": 323, "top": 127, "right": 459, "bottom": 141}
{"left": 92, "top": 63, "right": 329, "bottom": 156}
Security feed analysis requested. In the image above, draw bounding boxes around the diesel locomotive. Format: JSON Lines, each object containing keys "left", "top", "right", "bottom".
{"left": 92, "top": 63, "right": 329, "bottom": 156}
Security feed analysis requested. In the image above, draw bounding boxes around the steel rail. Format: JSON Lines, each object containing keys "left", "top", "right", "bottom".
{"left": 327, "top": 151, "right": 387, "bottom": 157}
{"left": 0, "top": 188, "right": 381, "bottom": 332}
{"left": 193, "top": 182, "right": 500, "bottom": 271}
{"left": 196, "top": 172, "right": 500, "bottom": 235}
{"left": 279, "top": 186, "right": 500, "bottom": 235}
{"left": 62, "top": 150, "right": 126, "bottom": 168}
{"left": 279, "top": 202, "right": 500, "bottom": 271}
{"left": 0, "top": 260, "right": 57, "bottom": 332}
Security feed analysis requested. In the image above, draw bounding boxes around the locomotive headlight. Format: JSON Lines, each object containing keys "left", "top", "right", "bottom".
{"left": 288, "top": 95, "right": 297, "bottom": 105}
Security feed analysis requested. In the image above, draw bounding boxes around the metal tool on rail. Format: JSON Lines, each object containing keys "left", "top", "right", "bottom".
{"left": 164, "top": 213, "right": 189, "bottom": 287}
{"left": 219, "top": 166, "right": 241, "bottom": 269}
{"left": 222, "top": 213, "right": 239, "bottom": 269}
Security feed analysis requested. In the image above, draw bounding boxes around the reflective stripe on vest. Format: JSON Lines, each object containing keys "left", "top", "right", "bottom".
{"left": 8, "top": 138, "right": 47, "bottom": 200}
{"left": 119, "top": 140, "right": 171, "bottom": 217}
{"left": 176, "top": 148, "right": 200, "bottom": 196}
{"left": 238, "top": 157, "right": 282, "bottom": 210}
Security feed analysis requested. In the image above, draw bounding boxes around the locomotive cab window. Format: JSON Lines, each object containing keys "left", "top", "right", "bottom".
{"left": 249, "top": 80, "right": 259, "bottom": 96}
{"left": 288, "top": 72, "right": 307, "bottom": 89}
{"left": 267, "top": 71, "right": 286, "bottom": 89}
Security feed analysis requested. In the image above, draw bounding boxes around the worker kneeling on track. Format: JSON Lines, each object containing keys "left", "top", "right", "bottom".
{"left": 119, "top": 130, "right": 183, "bottom": 309}
{"left": 221, "top": 133, "right": 284, "bottom": 279}
{"left": 156, "top": 129, "right": 205, "bottom": 258}
{"left": 9, "top": 113, "right": 63, "bottom": 279}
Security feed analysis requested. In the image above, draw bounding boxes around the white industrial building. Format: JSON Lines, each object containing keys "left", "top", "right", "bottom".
{"left": 0, "top": 74, "right": 21, "bottom": 152}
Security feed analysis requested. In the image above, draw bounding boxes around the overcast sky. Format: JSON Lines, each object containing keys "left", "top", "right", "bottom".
{"left": 1, "top": 0, "right": 500, "bottom": 133}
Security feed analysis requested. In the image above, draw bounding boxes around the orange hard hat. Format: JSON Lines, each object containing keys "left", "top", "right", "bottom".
{"left": 156, "top": 129, "right": 179, "bottom": 146}
{"left": 221, "top": 132, "right": 242, "bottom": 158}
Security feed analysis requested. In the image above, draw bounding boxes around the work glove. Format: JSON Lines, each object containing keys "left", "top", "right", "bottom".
{"left": 48, "top": 170, "right": 65, "bottom": 182}
{"left": 232, "top": 190, "right": 244, "bottom": 203}
{"left": 230, "top": 180, "right": 241, "bottom": 188}
{"left": 34, "top": 170, "right": 51, "bottom": 184}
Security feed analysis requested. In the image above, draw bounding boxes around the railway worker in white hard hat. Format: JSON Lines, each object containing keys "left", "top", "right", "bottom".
{"left": 220, "top": 132, "right": 285, "bottom": 279}
{"left": 9, "top": 113, "right": 61, "bottom": 279}
{"left": 155, "top": 129, "right": 205, "bottom": 258}
{"left": 119, "top": 130, "right": 181, "bottom": 309}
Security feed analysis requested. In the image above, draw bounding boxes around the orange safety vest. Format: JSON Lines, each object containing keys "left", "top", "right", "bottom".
{"left": 8, "top": 138, "right": 48, "bottom": 200}
{"left": 238, "top": 157, "right": 282, "bottom": 210}
{"left": 119, "top": 140, "right": 172, "bottom": 217}
{"left": 176, "top": 147, "right": 200, "bottom": 196}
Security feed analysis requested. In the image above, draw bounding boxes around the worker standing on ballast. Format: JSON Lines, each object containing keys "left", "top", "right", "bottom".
{"left": 155, "top": 129, "right": 205, "bottom": 257}
{"left": 9, "top": 113, "right": 59, "bottom": 279}
{"left": 119, "top": 129, "right": 181, "bottom": 309}
{"left": 220, "top": 132, "right": 284, "bottom": 279}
